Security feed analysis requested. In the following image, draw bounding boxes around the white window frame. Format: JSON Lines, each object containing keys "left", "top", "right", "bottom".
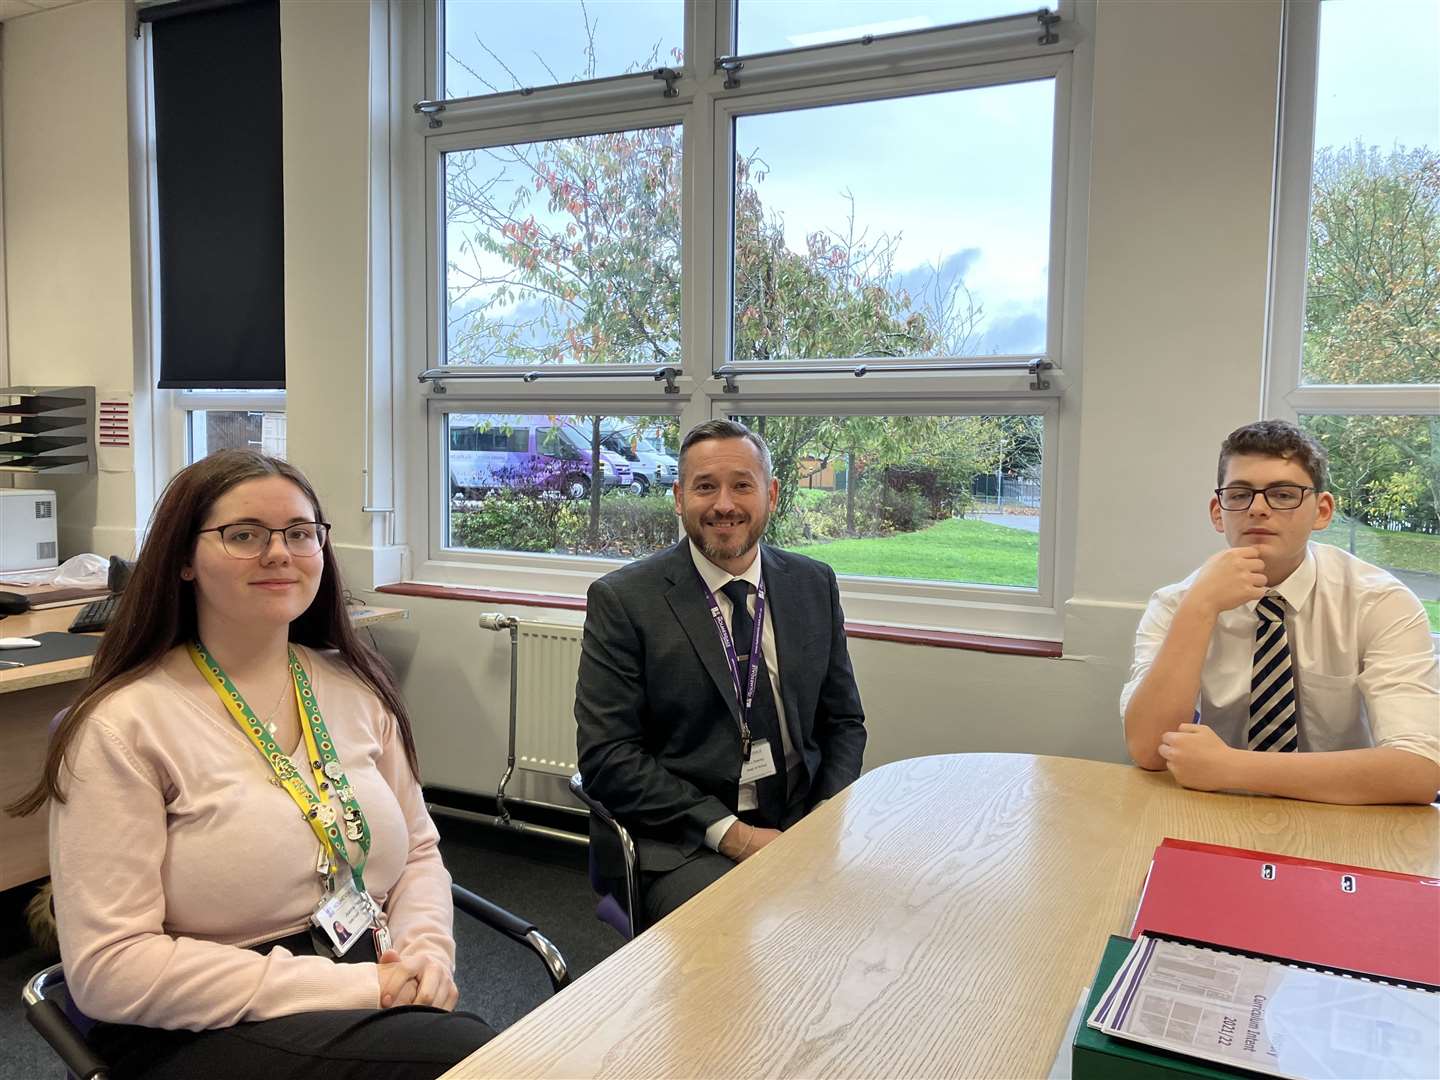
{"left": 394, "top": 0, "right": 1094, "bottom": 641}
{"left": 1265, "top": 0, "right": 1439, "bottom": 422}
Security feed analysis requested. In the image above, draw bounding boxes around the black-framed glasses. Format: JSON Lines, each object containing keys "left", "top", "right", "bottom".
{"left": 197, "top": 522, "right": 330, "bottom": 559}
{"left": 1214, "top": 485, "right": 1315, "bottom": 511}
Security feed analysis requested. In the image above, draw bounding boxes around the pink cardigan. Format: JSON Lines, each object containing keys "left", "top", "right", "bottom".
{"left": 49, "top": 644, "right": 455, "bottom": 1030}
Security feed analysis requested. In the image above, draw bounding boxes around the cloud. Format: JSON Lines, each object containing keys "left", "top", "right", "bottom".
{"left": 976, "top": 309, "right": 1046, "bottom": 356}
{"left": 890, "top": 248, "right": 983, "bottom": 304}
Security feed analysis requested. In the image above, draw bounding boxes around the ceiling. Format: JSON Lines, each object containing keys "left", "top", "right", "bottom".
{"left": 0, "top": 0, "right": 90, "bottom": 24}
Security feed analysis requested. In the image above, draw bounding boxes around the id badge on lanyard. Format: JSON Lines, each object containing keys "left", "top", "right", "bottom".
{"left": 313, "top": 875, "right": 392, "bottom": 957}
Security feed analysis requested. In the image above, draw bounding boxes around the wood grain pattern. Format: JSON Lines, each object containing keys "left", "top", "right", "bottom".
{"left": 444, "top": 754, "right": 1439, "bottom": 1080}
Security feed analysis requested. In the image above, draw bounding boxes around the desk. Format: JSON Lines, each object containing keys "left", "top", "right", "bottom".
{"left": 0, "top": 603, "right": 408, "bottom": 891}
{"left": 445, "top": 753, "right": 1439, "bottom": 1079}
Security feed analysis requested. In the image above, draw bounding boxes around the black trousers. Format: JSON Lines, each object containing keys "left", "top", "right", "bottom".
{"left": 86, "top": 931, "right": 495, "bottom": 1080}
{"left": 639, "top": 766, "right": 810, "bottom": 926}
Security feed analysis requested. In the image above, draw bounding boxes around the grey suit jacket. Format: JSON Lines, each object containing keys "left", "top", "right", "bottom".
{"left": 575, "top": 540, "right": 866, "bottom": 877}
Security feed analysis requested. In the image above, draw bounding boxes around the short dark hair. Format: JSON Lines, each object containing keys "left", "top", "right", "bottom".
{"left": 1218, "top": 420, "right": 1329, "bottom": 491}
{"left": 678, "top": 419, "right": 772, "bottom": 482}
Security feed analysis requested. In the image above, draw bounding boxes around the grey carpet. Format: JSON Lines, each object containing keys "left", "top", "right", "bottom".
{"left": 0, "top": 820, "right": 619, "bottom": 1078}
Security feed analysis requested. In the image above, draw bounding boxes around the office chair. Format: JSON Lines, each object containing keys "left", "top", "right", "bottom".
{"left": 23, "top": 882, "right": 570, "bottom": 1080}
{"left": 568, "top": 772, "right": 642, "bottom": 940}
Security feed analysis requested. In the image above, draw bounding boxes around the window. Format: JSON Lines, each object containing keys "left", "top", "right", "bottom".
{"left": 736, "top": 1, "right": 1050, "bottom": 55}
{"left": 734, "top": 413, "right": 1043, "bottom": 589}
{"left": 1269, "top": 0, "right": 1438, "bottom": 632}
{"left": 442, "top": 412, "right": 678, "bottom": 557}
{"left": 731, "top": 83, "right": 1053, "bottom": 364}
{"left": 177, "top": 390, "right": 287, "bottom": 466}
{"left": 443, "top": 1, "right": 683, "bottom": 100}
{"left": 400, "top": 2, "right": 1089, "bottom": 638}
{"left": 444, "top": 126, "right": 682, "bottom": 367}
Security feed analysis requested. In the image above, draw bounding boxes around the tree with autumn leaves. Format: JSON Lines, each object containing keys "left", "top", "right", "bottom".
{"left": 445, "top": 124, "right": 1008, "bottom": 545}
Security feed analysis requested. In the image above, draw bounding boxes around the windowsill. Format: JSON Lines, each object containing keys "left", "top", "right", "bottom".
{"left": 376, "top": 582, "right": 1062, "bottom": 658}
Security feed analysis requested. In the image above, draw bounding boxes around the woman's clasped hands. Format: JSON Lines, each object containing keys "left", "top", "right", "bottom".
{"left": 378, "top": 949, "right": 459, "bottom": 1011}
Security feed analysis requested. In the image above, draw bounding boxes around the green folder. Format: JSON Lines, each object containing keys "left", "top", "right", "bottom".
{"left": 1072, "top": 936, "right": 1267, "bottom": 1080}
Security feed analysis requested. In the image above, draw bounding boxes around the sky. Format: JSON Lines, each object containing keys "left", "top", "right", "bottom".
{"left": 440, "top": 0, "right": 1436, "bottom": 365}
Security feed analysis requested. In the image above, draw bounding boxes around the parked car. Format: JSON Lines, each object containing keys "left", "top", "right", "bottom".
{"left": 600, "top": 426, "right": 679, "bottom": 494}
{"left": 448, "top": 415, "right": 635, "bottom": 500}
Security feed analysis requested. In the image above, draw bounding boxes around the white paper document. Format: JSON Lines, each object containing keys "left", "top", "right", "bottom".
{"left": 1087, "top": 935, "right": 1440, "bottom": 1079}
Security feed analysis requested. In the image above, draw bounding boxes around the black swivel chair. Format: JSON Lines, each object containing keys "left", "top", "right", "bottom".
{"left": 568, "top": 772, "right": 643, "bottom": 940}
{"left": 23, "top": 882, "right": 570, "bottom": 1080}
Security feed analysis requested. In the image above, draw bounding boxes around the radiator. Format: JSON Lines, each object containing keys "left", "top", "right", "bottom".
{"left": 514, "top": 621, "right": 585, "bottom": 777}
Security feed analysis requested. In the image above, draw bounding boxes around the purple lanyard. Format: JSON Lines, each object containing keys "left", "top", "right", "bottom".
{"left": 701, "top": 575, "right": 767, "bottom": 760}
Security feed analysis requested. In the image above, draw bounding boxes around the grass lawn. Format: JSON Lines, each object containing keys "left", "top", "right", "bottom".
{"left": 792, "top": 516, "right": 1038, "bottom": 587}
{"left": 1311, "top": 516, "right": 1440, "bottom": 575}
{"left": 1312, "top": 517, "right": 1439, "bottom": 632}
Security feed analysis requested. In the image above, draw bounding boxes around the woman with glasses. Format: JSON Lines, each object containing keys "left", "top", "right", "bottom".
{"left": 7, "top": 449, "right": 494, "bottom": 1078}
{"left": 1119, "top": 420, "right": 1438, "bottom": 807}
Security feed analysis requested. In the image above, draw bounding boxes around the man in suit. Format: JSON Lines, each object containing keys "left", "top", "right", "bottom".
{"left": 576, "top": 419, "right": 867, "bottom": 927}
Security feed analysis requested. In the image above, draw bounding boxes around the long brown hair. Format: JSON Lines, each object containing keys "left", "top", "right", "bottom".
{"left": 6, "top": 449, "right": 421, "bottom": 817}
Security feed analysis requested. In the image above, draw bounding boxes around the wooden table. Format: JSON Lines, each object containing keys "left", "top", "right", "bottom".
{"left": 445, "top": 753, "right": 1440, "bottom": 1079}
{"left": 0, "top": 602, "right": 408, "bottom": 890}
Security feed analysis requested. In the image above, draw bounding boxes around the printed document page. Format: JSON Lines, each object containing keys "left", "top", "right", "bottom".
{"left": 1087, "top": 935, "right": 1440, "bottom": 1079}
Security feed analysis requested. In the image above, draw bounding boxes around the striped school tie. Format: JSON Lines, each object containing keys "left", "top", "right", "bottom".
{"left": 1248, "top": 594, "right": 1298, "bottom": 753}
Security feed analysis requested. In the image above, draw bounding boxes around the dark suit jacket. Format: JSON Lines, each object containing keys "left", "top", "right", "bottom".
{"left": 575, "top": 540, "right": 866, "bottom": 877}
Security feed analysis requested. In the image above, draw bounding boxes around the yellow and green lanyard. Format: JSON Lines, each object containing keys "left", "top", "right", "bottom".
{"left": 188, "top": 641, "right": 373, "bottom": 894}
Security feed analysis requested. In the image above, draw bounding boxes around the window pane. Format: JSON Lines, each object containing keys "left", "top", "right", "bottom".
{"left": 444, "top": 1, "right": 683, "bottom": 100}
{"left": 734, "top": 414, "right": 1042, "bottom": 588}
{"left": 1302, "top": 414, "right": 1439, "bottom": 632}
{"left": 737, "top": 1, "right": 1048, "bottom": 54}
{"left": 189, "top": 411, "right": 286, "bottom": 463}
{"left": 1302, "top": 0, "right": 1438, "bottom": 386}
{"left": 445, "top": 127, "right": 682, "bottom": 367}
{"left": 445, "top": 413, "right": 679, "bottom": 558}
{"left": 732, "top": 81, "right": 1053, "bottom": 365}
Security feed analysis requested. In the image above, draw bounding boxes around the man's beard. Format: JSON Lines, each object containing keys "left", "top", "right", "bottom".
{"left": 684, "top": 508, "right": 769, "bottom": 565}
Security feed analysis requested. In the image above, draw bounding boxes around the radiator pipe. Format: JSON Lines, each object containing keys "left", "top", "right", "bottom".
{"left": 478, "top": 612, "right": 520, "bottom": 828}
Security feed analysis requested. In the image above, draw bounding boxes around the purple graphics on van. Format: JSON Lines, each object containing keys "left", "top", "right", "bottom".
{"left": 448, "top": 415, "right": 636, "bottom": 500}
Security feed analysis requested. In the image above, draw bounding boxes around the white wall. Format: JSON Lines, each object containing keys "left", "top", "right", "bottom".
{"left": 0, "top": 0, "right": 1286, "bottom": 804}
{"left": 1, "top": 0, "right": 138, "bottom": 556}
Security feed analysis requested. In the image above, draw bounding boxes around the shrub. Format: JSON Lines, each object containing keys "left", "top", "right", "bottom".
{"left": 568, "top": 493, "right": 679, "bottom": 557}
{"left": 451, "top": 491, "right": 582, "bottom": 552}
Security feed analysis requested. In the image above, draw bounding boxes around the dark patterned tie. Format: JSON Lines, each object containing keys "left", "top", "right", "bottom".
{"left": 721, "top": 579, "right": 787, "bottom": 826}
{"left": 1248, "top": 594, "right": 1298, "bottom": 752}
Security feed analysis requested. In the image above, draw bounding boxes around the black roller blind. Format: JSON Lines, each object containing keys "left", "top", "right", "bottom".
{"left": 151, "top": 0, "right": 284, "bottom": 388}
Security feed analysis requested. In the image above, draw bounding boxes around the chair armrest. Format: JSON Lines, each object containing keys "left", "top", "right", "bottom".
{"left": 22, "top": 964, "right": 108, "bottom": 1080}
{"left": 450, "top": 883, "right": 570, "bottom": 993}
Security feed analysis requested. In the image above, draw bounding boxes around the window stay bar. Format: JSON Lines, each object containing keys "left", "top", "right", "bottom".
{"left": 714, "top": 358, "right": 1053, "bottom": 393}
{"left": 714, "top": 8, "right": 1062, "bottom": 86}
{"left": 418, "top": 365, "right": 681, "bottom": 395}
{"left": 415, "top": 67, "right": 683, "bottom": 128}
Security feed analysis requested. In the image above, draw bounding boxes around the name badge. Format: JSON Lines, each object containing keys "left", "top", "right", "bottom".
{"left": 313, "top": 877, "right": 375, "bottom": 958}
{"left": 739, "top": 740, "right": 778, "bottom": 785}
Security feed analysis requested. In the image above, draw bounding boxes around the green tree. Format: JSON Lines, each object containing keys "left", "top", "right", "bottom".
{"left": 1301, "top": 144, "right": 1439, "bottom": 536}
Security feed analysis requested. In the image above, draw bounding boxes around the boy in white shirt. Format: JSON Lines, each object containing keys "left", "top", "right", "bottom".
{"left": 1121, "top": 420, "right": 1439, "bottom": 805}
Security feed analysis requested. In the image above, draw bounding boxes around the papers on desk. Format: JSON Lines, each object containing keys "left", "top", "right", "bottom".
{"left": 1086, "top": 934, "right": 1440, "bottom": 1079}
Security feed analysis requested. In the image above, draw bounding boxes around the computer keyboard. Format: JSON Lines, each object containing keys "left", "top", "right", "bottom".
{"left": 69, "top": 594, "right": 120, "bottom": 634}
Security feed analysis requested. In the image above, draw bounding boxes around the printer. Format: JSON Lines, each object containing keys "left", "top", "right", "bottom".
{"left": 0, "top": 489, "right": 59, "bottom": 573}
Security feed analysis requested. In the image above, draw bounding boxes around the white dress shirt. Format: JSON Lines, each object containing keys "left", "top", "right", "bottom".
{"left": 1120, "top": 544, "right": 1439, "bottom": 764}
{"left": 688, "top": 541, "right": 799, "bottom": 851}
